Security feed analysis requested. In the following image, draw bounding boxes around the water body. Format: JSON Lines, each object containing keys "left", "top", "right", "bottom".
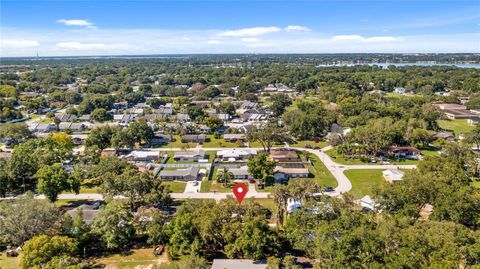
{"left": 317, "top": 63, "right": 480, "bottom": 69}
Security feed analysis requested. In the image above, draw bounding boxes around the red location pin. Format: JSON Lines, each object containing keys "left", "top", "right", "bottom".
{"left": 233, "top": 183, "right": 248, "bottom": 204}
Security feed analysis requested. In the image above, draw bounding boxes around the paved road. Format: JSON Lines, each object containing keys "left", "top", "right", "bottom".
{"left": 21, "top": 145, "right": 417, "bottom": 201}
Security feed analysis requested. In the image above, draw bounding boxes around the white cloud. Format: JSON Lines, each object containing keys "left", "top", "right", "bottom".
{"left": 57, "top": 19, "right": 95, "bottom": 28}
{"left": 207, "top": 40, "right": 221, "bottom": 44}
{"left": 1, "top": 39, "right": 39, "bottom": 48}
{"left": 241, "top": 38, "right": 260, "bottom": 43}
{"left": 331, "top": 35, "right": 401, "bottom": 43}
{"left": 285, "top": 25, "right": 311, "bottom": 32}
{"left": 331, "top": 35, "right": 364, "bottom": 42}
{"left": 218, "top": 26, "right": 281, "bottom": 37}
{"left": 56, "top": 42, "right": 106, "bottom": 50}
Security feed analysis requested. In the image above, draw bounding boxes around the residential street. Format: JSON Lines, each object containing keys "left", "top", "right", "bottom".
{"left": 24, "top": 145, "right": 418, "bottom": 201}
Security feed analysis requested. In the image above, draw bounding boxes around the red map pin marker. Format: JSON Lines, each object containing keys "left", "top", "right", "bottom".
{"left": 233, "top": 183, "right": 247, "bottom": 204}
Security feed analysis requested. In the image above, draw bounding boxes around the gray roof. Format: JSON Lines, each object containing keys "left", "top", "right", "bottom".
{"left": 160, "top": 166, "right": 199, "bottom": 177}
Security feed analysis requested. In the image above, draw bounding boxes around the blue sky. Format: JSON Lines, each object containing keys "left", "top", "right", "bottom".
{"left": 1, "top": 0, "right": 479, "bottom": 56}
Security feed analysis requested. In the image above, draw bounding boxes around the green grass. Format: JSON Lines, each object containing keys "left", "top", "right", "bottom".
{"left": 305, "top": 152, "right": 338, "bottom": 187}
{"left": 162, "top": 181, "right": 187, "bottom": 193}
{"left": 326, "top": 147, "right": 438, "bottom": 165}
{"left": 344, "top": 169, "right": 386, "bottom": 199}
{"left": 437, "top": 119, "right": 476, "bottom": 137}
{"left": 203, "top": 135, "right": 241, "bottom": 148}
{"left": 62, "top": 185, "right": 100, "bottom": 195}
{"left": 163, "top": 135, "right": 197, "bottom": 148}
{"left": 200, "top": 179, "right": 212, "bottom": 192}
{"left": 0, "top": 252, "right": 21, "bottom": 269}
{"left": 54, "top": 199, "right": 94, "bottom": 207}
{"left": 248, "top": 141, "right": 285, "bottom": 148}
{"left": 94, "top": 248, "right": 168, "bottom": 269}
{"left": 290, "top": 140, "right": 329, "bottom": 149}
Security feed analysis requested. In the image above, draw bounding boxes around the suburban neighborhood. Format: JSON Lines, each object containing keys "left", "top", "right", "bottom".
{"left": 1, "top": 0, "right": 480, "bottom": 267}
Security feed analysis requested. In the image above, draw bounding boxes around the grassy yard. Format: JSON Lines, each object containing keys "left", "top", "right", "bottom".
{"left": 162, "top": 181, "right": 187, "bottom": 193}
{"left": 200, "top": 179, "right": 212, "bottom": 192}
{"left": 0, "top": 252, "right": 21, "bottom": 268}
{"left": 306, "top": 153, "right": 338, "bottom": 187}
{"left": 54, "top": 199, "right": 94, "bottom": 207}
{"left": 203, "top": 135, "right": 241, "bottom": 148}
{"left": 326, "top": 147, "right": 439, "bottom": 165}
{"left": 62, "top": 185, "right": 100, "bottom": 195}
{"left": 94, "top": 248, "right": 168, "bottom": 269}
{"left": 437, "top": 119, "right": 476, "bottom": 137}
{"left": 344, "top": 169, "right": 386, "bottom": 199}
{"left": 163, "top": 135, "right": 197, "bottom": 148}
{"left": 248, "top": 141, "right": 285, "bottom": 149}
{"left": 290, "top": 140, "right": 329, "bottom": 149}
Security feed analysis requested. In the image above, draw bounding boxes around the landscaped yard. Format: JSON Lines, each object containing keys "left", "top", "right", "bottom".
{"left": 203, "top": 135, "right": 241, "bottom": 148}
{"left": 94, "top": 248, "right": 168, "bottom": 268}
{"left": 162, "top": 181, "right": 187, "bottom": 193}
{"left": 290, "top": 140, "right": 329, "bottom": 149}
{"left": 344, "top": 169, "right": 386, "bottom": 199}
{"left": 437, "top": 119, "right": 476, "bottom": 137}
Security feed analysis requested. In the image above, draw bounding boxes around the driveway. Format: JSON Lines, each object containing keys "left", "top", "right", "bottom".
{"left": 184, "top": 180, "right": 201, "bottom": 193}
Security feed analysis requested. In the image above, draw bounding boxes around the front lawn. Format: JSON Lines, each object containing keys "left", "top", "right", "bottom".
{"left": 0, "top": 251, "right": 21, "bottom": 268}
{"left": 162, "top": 181, "right": 187, "bottom": 193}
{"left": 248, "top": 141, "right": 285, "bottom": 149}
{"left": 306, "top": 153, "right": 338, "bottom": 187}
{"left": 290, "top": 140, "right": 329, "bottom": 149}
{"left": 203, "top": 135, "right": 241, "bottom": 148}
{"left": 344, "top": 169, "right": 386, "bottom": 199}
{"left": 437, "top": 119, "right": 476, "bottom": 137}
{"left": 163, "top": 135, "right": 197, "bottom": 148}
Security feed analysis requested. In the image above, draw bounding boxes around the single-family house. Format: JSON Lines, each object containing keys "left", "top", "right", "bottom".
{"left": 270, "top": 149, "right": 301, "bottom": 162}
{"left": 382, "top": 169, "right": 405, "bottom": 183}
{"left": 358, "top": 195, "right": 376, "bottom": 211}
{"left": 217, "top": 166, "right": 252, "bottom": 180}
{"left": 176, "top": 113, "right": 191, "bottom": 122}
{"left": 389, "top": 146, "right": 421, "bottom": 159}
{"left": 124, "top": 151, "right": 162, "bottom": 162}
{"left": 66, "top": 204, "right": 100, "bottom": 224}
{"left": 216, "top": 149, "right": 257, "bottom": 161}
{"left": 432, "top": 132, "right": 455, "bottom": 142}
{"left": 173, "top": 149, "right": 206, "bottom": 162}
{"left": 181, "top": 134, "right": 206, "bottom": 144}
{"left": 223, "top": 133, "right": 246, "bottom": 142}
{"left": 56, "top": 113, "right": 77, "bottom": 122}
{"left": 59, "top": 122, "right": 86, "bottom": 132}
{"left": 273, "top": 164, "right": 309, "bottom": 183}
{"left": 159, "top": 166, "right": 200, "bottom": 181}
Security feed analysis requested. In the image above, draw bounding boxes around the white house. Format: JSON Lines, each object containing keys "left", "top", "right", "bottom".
{"left": 382, "top": 169, "right": 405, "bottom": 183}
{"left": 359, "top": 195, "right": 376, "bottom": 211}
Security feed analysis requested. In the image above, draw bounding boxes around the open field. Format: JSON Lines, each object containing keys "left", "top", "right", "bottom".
{"left": 344, "top": 169, "right": 386, "bottom": 199}
{"left": 437, "top": 119, "right": 476, "bottom": 137}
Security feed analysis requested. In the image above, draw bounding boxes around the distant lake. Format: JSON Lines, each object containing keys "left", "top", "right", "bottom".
{"left": 317, "top": 63, "right": 480, "bottom": 69}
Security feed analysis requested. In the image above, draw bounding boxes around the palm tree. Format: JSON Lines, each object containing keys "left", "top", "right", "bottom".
{"left": 218, "top": 167, "right": 233, "bottom": 187}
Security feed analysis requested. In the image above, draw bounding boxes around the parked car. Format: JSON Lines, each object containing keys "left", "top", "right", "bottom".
{"left": 248, "top": 179, "right": 255, "bottom": 183}
{"left": 323, "top": 186, "right": 334, "bottom": 192}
